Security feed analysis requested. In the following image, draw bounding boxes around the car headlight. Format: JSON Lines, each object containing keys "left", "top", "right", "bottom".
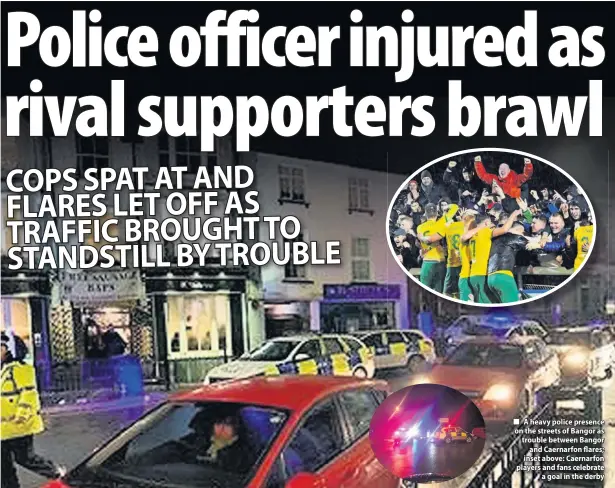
{"left": 412, "top": 374, "right": 431, "bottom": 384}
{"left": 563, "top": 349, "right": 588, "bottom": 368}
{"left": 483, "top": 383, "right": 515, "bottom": 402}
{"left": 407, "top": 426, "right": 420, "bottom": 438}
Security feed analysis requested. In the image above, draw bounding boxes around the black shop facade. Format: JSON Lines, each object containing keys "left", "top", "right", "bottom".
{"left": 144, "top": 264, "right": 257, "bottom": 385}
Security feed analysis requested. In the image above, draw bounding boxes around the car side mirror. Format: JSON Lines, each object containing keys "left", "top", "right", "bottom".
{"left": 285, "top": 472, "right": 321, "bottom": 488}
{"left": 294, "top": 353, "right": 310, "bottom": 362}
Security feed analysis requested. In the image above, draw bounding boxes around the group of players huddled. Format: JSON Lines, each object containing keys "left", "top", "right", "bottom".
{"left": 390, "top": 154, "right": 594, "bottom": 304}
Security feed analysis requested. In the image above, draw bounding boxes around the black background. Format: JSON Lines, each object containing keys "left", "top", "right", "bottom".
{"left": 2, "top": 2, "right": 615, "bottom": 173}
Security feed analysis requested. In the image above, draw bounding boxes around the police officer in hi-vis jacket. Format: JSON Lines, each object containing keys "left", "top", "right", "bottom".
{"left": 1, "top": 333, "right": 61, "bottom": 488}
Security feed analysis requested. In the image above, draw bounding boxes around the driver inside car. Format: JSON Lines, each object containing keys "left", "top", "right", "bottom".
{"left": 194, "top": 414, "right": 253, "bottom": 473}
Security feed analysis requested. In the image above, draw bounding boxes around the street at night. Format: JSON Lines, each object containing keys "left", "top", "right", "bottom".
{"left": 384, "top": 440, "right": 484, "bottom": 483}
{"left": 14, "top": 371, "right": 615, "bottom": 488}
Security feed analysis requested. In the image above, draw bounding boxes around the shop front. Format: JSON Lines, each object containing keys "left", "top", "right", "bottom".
{"left": 319, "top": 283, "right": 405, "bottom": 333}
{"left": 49, "top": 268, "right": 157, "bottom": 394}
{"left": 145, "top": 269, "right": 252, "bottom": 385}
{"left": 0, "top": 263, "right": 52, "bottom": 389}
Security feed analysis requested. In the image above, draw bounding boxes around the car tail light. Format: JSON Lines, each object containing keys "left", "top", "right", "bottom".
{"left": 41, "top": 481, "right": 71, "bottom": 488}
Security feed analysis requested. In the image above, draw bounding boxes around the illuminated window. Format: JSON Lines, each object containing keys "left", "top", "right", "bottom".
{"left": 351, "top": 237, "right": 371, "bottom": 281}
{"left": 76, "top": 136, "right": 109, "bottom": 177}
{"left": 158, "top": 136, "right": 218, "bottom": 173}
{"left": 2, "top": 201, "right": 22, "bottom": 255}
{"left": 166, "top": 295, "right": 231, "bottom": 359}
{"left": 0, "top": 299, "right": 33, "bottom": 364}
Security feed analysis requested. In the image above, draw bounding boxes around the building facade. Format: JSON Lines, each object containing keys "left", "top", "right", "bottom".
{"left": 1, "top": 122, "right": 265, "bottom": 388}
{"left": 250, "top": 152, "right": 410, "bottom": 337}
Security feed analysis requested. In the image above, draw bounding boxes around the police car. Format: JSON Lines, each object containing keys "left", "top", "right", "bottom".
{"left": 355, "top": 329, "right": 436, "bottom": 373}
{"left": 204, "top": 334, "right": 375, "bottom": 384}
{"left": 431, "top": 426, "right": 474, "bottom": 444}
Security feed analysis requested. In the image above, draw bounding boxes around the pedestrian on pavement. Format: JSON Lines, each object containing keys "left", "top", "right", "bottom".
{"left": 1, "top": 333, "right": 62, "bottom": 488}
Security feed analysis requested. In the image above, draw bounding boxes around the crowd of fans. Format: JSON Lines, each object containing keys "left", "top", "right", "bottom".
{"left": 390, "top": 153, "right": 594, "bottom": 304}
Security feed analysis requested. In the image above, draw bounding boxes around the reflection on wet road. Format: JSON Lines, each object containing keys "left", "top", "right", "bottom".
{"left": 379, "top": 439, "right": 486, "bottom": 482}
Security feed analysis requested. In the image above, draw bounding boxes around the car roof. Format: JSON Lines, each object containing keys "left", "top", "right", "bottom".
{"left": 462, "top": 335, "right": 535, "bottom": 346}
{"left": 172, "top": 376, "right": 389, "bottom": 411}
{"left": 268, "top": 334, "right": 356, "bottom": 342}
{"left": 354, "top": 329, "right": 423, "bottom": 335}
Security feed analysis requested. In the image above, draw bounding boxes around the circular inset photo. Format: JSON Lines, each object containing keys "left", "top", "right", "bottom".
{"left": 369, "top": 384, "right": 486, "bottom": 484}
{"left": 387, "top": 148, "right": 595, "bottom": 307}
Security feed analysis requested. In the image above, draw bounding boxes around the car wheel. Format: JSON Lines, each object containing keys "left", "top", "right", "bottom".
{"left": 408, "top": 355, "right": 427, "bottom": 374}
{"left": 353, "top": 366, "right": 368, "bottom": 378}
{"left": 445, "top": 437, "right": 452, "bottom": 444}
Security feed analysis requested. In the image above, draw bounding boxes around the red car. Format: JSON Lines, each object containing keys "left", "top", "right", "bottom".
{"left": 42, "top": 376, "right": 400, "bottom": 488}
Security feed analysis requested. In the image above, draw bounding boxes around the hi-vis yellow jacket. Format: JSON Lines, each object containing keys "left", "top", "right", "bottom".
{"left": 1, "top": 361, "right": 45, "bottom": 440}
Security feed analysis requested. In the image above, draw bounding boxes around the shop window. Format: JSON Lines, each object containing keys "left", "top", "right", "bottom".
{"left": 2, "top": 202, "right": 22, "bottom": 255}
{"left": 278, "top": 165, "right": 306, "bottom": 204}
{"left": 76, "top": 136, "right": 109, "bottom": 177}
{"left": 158, "top": 135, "right": 218, "bottom": 173}
{"left": 166, "top": 294, "right": 231, "bottom": 358}
{"left": 351, "top": 238, "right": 371, "bottom": 282}
{"left": 348, "top": 178, "right": 371, "bottom": 213}
{"left": 0, "top": 299, "right": 33, "bottom": 363}
{"left": 284, "top": 232, "right": 307, "bottom": 280}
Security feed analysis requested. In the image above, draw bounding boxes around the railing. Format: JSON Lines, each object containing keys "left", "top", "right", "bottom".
{"left": 409, "top": 267, "right": 573, "bottom": 299}
{"left": 467, "top": 386, "right": 604, "bottom": 488}
{"left": 36, "top": 355, "right": 168, "bottom": 405}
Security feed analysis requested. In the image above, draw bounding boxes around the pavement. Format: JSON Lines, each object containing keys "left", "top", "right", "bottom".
{"left": 16, "top": 371, "right": 615, "bottom": 488}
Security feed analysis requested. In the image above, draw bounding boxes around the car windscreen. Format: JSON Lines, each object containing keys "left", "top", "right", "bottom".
{"left": 545, "top": 330, "right": 591, "bottom": 347}
{"left": 464, "top": 323, "right": 512, "bottom": 337}
{"left": 246, "top": 340, "right": 300, "bottom": 361}
{"left": 76, "top": 401, "right": 289, "bottom": 488}
{"left": 444, "top": 343, "right": 523, "bottom": 368}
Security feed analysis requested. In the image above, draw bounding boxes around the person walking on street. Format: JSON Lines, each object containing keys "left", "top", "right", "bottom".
{"left": 1, "top": 333, "right": 62, "bottom": 488}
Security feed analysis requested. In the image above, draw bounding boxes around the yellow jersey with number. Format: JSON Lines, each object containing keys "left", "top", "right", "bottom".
{"left": 574, "top": 225, "right": 594, "bottom": 270}
{"left": 417, "top": 205, "right": 459, "bottom": 262}
{"left": 418, "top": 219, "right": 447, "bottom": 262}
{"left": 445, "top": 221, "right": 465, "bottom": 268}
{"left": 469, "top": 227, "right": 493, "bottom": 277}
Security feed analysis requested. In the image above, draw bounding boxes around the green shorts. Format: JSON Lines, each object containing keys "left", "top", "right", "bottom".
{"left": 444, "top": 266, "right": 461, "bottom": 297}
{"left": 459, "top": 277, "right": 471, "bottom": 301}
{"left": 469, "top": 275, "right": 491, "bottom": 303}
{"left": 420, "top": 261, "right": 447, "bottom": 293}
{"left": 487, "top": 273, "right": 519, "bottom": 303}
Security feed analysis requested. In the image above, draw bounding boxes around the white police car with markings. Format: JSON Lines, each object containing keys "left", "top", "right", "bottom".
{"left": 354, "top": 329, "right": 435, "bottom": 373}
{"left": 204, "top": 334, "right": 375, "bottom": 384}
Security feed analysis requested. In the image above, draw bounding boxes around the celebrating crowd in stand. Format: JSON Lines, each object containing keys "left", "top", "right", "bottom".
{"left": 390, "top": 153, "right": 594, "bottom": 304}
